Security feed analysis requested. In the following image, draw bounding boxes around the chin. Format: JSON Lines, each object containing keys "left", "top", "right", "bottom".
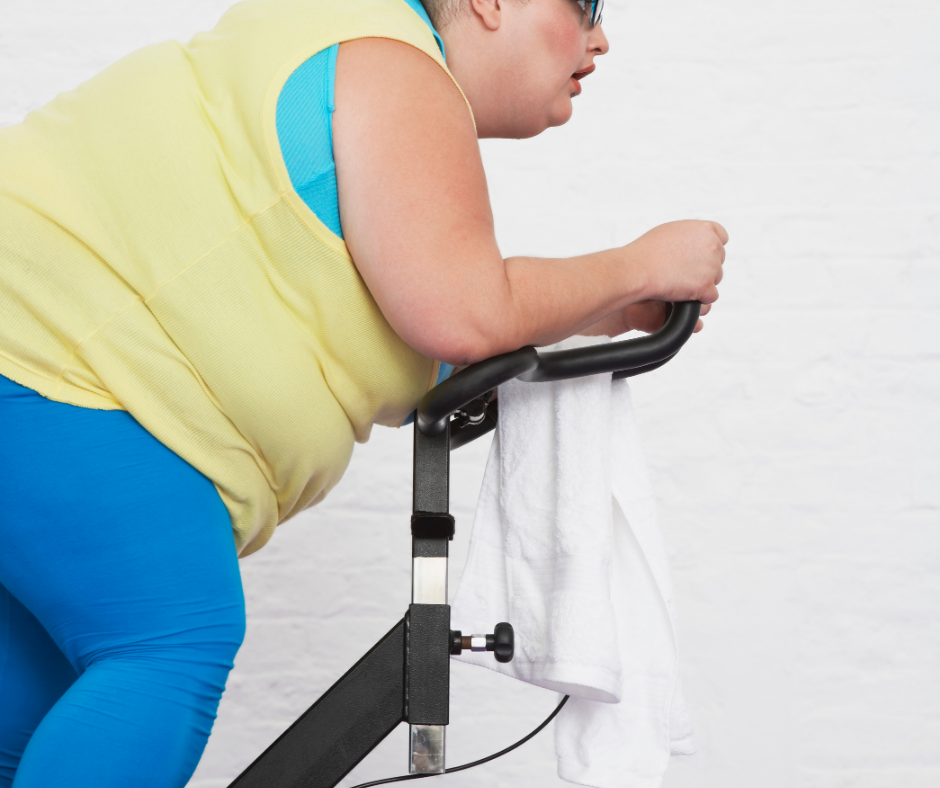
{"left": 499, "top": 98, "right": 574, "bottom": 139}
{"left": 505, "top": 114, "right": 556, "bottom": 140}
{"left": 546, "top": 99, "right": 574, "bottom": 129}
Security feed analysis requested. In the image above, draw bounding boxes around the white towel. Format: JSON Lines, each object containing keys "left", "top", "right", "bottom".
{"left": 450, "top": 336, "right": 695, "bottom": 788}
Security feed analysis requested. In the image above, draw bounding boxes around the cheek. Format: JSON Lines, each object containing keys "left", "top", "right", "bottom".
{"left": 511, "top": 9, "right": 583, "bottom": 86}
{"left": 536, "top": 13, "right": 584, "bottom": 77}
{"left": 502, "top": 8, "right": 585, "bottom": 133}
{"left": 549, "top": 22, "right": 583, "bottom": 59}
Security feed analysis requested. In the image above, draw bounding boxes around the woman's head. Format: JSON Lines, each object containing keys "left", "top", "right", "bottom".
{"left": 432, "top": 0, "right": 609, "bottom": 139}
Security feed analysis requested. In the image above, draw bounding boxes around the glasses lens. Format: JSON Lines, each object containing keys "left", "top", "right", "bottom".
{"left": 575, "top": 0, "right": 603, "bottom": 26}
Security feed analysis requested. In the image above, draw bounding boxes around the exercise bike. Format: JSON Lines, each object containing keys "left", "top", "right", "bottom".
{"left": 228, "top": 301, "right": 701, "bottom": 788}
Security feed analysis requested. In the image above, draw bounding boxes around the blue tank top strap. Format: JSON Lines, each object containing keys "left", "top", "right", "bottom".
{"left": 277, "top": 45, "right": 343, "bottom": 236}
{"left": 275, "top": 0, "right": 444, "bottom": 240}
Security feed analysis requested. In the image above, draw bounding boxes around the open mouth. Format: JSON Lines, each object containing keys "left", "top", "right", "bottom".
{"left": 570, "top": 64, "right": 595, "bottom": 96}
{"left": 572, "top": 64, "right": 596, "bottom": 82}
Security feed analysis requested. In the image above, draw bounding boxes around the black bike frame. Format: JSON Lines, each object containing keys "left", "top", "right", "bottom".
{"left": 228, "top": 302, "right": 701, "bottom": 788}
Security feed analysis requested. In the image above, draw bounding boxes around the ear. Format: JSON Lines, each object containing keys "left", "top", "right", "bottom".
{"left": 467, "top": 0, "right": 502, "bottom": 31}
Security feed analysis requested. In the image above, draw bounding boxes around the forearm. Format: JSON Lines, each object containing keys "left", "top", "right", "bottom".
{"left": 383, "top": 243, "right": 647, "bottom": 367}
{"left": 417, "top": 218, "right": 724, "bottom": 365}
{"left": 481, "top": 249, "right": 645, "bottom": 358}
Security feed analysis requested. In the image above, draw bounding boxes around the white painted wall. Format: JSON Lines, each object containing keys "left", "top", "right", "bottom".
{"left": 4, "top": 1, "right": 939, "bottom": 786}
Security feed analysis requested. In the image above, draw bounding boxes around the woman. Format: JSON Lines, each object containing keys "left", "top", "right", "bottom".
{"left": 0, "top": 0, "right": 726, "bottom": 785}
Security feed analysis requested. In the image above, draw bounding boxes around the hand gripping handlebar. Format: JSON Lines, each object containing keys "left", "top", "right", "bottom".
{"left": 416, "top": 301, "right": 701, "bottom": 437}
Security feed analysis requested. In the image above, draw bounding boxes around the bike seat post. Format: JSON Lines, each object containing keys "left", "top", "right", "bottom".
{"left": 408, "top": 420, "right": 454, "bottom": 774}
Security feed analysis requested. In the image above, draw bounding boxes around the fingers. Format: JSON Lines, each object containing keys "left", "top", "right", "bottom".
{"left": 710, "top": 221, "right": 729, "bottom": 246}
{"left": 615, "top": 300, "right": 668, "bottom": 335}
{"left": 699, "top": 285, "right": 720, "bottom": 305}
{"left": 630, "top": 300, "right": 667, "bottom": 333}
{"left": 626, "top": 298, "right": 711, "bottom": 337}
{"left": 693, "top": 302, "right": 712, "bottom": 332}
{"left": 654, "top": 299, "right": 668, "bottom": 330}
{"left": 709, "top": 223, "right": 726, "bottom": 282}
{"left": 709, "top": 223, "right": 725, "bottom": 291}
{"left": 632, "top": 218, "right": 726, "bottom": 306}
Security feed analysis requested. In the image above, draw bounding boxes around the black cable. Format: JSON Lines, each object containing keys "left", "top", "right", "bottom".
{"left": 349, "top": 695, "right": 570, "bottom": 788}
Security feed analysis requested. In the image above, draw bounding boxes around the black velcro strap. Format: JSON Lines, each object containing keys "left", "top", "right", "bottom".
{"left": 411, "top": 512, "right": 455, "bottom": 540}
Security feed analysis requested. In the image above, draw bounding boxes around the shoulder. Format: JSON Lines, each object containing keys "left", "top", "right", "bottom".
{"left": 334, "top": 38, "right": 474, "bottom": 133}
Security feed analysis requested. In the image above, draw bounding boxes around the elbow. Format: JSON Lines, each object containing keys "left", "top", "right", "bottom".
{"left": 423, "top": 331, "right": 503, "bottom": 368}
{"left": 387, "top": 287, "right": 520, "bottom": 366}
{"left": 406, "top": 312, "right": 514, "bottom": 367}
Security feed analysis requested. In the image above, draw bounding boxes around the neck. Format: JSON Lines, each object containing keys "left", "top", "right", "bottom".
{"left": 440, "top": 16, "right": 510, "bottom": 138}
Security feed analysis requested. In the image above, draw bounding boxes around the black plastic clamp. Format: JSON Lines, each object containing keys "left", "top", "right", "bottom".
{"left": 411, "top": 512, "right": 456, "bottom": 540}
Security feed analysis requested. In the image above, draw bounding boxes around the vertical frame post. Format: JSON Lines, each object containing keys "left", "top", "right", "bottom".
{"left": 408, "top": 420, "right": 453, "bottom": 773}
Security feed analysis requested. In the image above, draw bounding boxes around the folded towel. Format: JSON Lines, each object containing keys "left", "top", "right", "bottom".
{"left": 450, "top": 335, "right": 694, "bottom": 788}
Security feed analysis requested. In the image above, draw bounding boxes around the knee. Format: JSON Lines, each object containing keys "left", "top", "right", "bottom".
{"left": 87, "top": 594, "right": 246, "bottom": 714}
{"left": 79, "top": 583, "right": 246, "bottom": 683}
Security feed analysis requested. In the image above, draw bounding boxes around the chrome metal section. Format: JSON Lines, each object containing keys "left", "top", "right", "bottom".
{"left": 470, "top": 635, "right": 488, "bottom": 652}
{"left": 412, "top": 556, "right": 448, "bottom": 604}
{"left": 409, "top": 724, "right": 445, "bottom": 774}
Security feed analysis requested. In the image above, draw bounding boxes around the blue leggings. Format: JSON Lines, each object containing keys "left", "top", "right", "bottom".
{"left": 0, "top": 374, "right": 245, "bottom": 787}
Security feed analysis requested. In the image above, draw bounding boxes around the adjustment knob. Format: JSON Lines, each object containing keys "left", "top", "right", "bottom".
{"left": 455, "top": 397, "right": 488, "bottom": 427}
{"left": 449, "top": 622, "right": 514, "bottom": 663}
{"left": 490, "top": 621, "right": 514, "bottom": 663}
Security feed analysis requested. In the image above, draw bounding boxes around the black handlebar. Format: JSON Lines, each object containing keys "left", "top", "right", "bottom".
{"left": 416, "top": 301, "right": 701, "bottom": 437}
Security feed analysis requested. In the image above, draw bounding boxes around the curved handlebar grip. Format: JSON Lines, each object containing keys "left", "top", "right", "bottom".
{"left": 416, "top": 346, "right": 539, "bottom": 437}
{"left": 416, "top": 301, "right": 700, "bottom": 436}
{"left": 519, "top": 301, "right": 701, "bottom": 383}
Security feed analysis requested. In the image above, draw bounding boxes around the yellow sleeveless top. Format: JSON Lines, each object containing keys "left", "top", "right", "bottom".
{"left": 0, "top": 0, "right": 472, "bottom": 555}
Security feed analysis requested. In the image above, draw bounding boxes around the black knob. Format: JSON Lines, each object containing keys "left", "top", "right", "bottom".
{"left": 490, "top": 622, "right": 514, "bottom": 663}
{"left": 449, "top": 623, "right": 514, "bottom": 663}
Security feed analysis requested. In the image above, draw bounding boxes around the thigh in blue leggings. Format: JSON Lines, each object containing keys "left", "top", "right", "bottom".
{"left": 0, "top": 374, "right": 245, "bottom": 787}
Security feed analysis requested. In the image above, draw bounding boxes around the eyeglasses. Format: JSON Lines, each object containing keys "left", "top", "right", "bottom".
{"left": 573, "top": 0, "right": 604, "bottom": 27}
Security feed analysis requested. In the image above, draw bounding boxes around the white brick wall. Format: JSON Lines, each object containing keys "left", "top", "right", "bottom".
{"left": 3, "top": 1, "right": 939, "bottom": 786}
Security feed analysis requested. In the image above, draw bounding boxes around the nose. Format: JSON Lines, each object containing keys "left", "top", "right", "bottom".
{"left": 590, "top": 23, "right": 610, "bottom": 56}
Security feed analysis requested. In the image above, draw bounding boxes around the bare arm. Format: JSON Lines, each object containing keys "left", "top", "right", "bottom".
{"left": 333, "top": 39, "right": 725, "bottom": 366}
